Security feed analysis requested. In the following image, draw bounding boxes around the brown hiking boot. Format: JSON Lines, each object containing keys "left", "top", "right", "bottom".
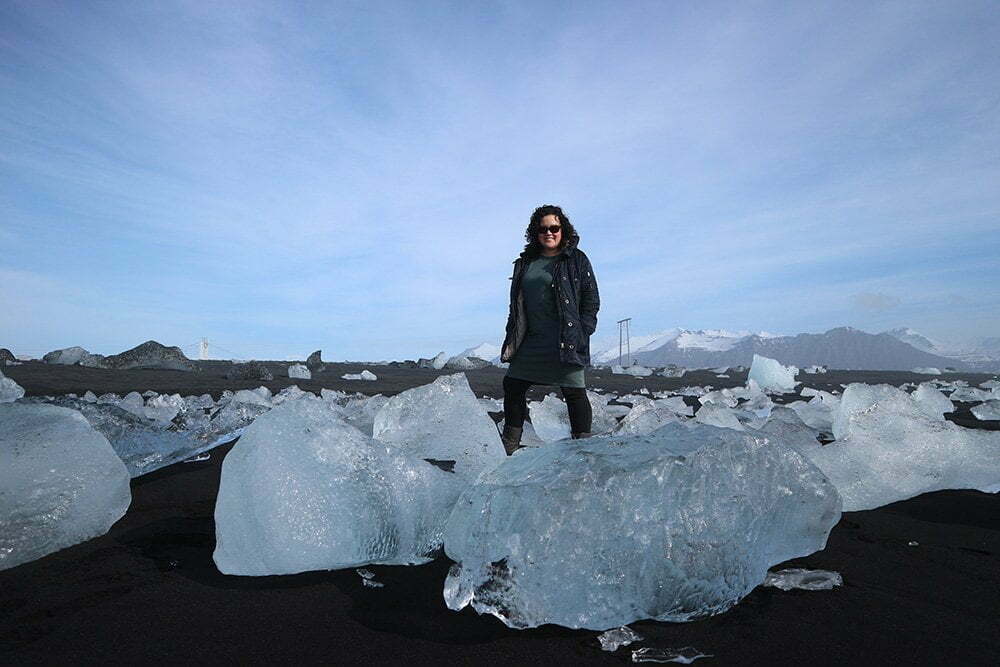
{"left": 501, "top": 424, "right": 523, "bottom": 455}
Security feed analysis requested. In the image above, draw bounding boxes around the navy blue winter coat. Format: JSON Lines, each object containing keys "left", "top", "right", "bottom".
{"left": 500, "top": 234, "right": 600, "bottom": 367}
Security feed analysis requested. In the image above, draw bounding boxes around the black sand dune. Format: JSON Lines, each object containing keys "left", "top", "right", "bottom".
{"left": 2, "top": 363, "right": 998, "bottom": 664}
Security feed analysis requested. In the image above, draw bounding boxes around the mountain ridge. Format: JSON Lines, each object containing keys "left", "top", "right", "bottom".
{"left": 593, "top": 326, "right": 987, "bottom": 371}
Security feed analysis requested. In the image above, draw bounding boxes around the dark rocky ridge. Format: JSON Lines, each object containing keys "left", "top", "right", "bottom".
{"left": 100, "top": 340, "right": 197, "bottom": 372}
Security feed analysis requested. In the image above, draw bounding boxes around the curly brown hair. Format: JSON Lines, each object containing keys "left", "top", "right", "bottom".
{"left": 521, "top": 204, "right": 578, "bottom": 257}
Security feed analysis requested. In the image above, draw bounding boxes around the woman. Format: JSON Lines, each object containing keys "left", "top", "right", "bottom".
{"left": 500, "top": 204, "right": 600, "bottom": 454}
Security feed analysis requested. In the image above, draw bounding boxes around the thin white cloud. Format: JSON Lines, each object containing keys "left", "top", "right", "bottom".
{"left": 1, "top": 2, "right": 998, "bottom": 359}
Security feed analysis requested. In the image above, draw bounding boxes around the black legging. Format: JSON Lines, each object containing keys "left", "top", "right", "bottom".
{"left": 502, "top": 376, "right": 593, "bottom": 434}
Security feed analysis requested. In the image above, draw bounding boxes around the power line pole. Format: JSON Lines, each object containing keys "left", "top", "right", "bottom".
{"left": 617, "top": 318, "right": 631, "bottom": 367}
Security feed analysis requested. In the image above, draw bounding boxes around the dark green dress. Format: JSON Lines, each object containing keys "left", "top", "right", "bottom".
{"left": 505, "top": 255, "right": 586, "bottom": 388}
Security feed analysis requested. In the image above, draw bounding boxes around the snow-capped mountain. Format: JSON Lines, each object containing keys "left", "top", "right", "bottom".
{"left": 883, "top": 328, "right": 1000, "bottom": 372}
{"left": 593, "top": 329, "right": 778, "bottom": 365}
{"left": 596, "top": 326, "right": 978, "bottom": 371}
{"left": 458, "top": 342, "right": 501, "bottom": 361}
{"left": 882, "top": 327, "right": 943, "bottom": 354}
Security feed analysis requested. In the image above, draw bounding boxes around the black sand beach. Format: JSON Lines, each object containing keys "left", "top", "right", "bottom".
{"left": 2, "top": 363, "right": 998, "bottom": 665}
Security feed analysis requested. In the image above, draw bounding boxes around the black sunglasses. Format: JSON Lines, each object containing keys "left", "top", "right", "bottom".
{"left": 538, "top": 224, "right": 561, "bottom": 235}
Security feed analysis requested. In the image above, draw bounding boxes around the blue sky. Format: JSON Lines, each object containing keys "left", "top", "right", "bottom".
{"left": 2, "top": 1, "right": 998, "bottom": 361}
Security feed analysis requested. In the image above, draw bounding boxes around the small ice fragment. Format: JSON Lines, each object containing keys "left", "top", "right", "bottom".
{"left": 908, "top": 541, "right": 919, "bottom": 547}
{"left": 631, "top": 647, "right": 712, "bottom": 663}
{"left": 183, "top": 453, "right": 211, "bottom": 463}
{"left": 971, "top": 400, "right": 1000, "bottom": 420}
{"left": 598, "top": 626, "right": 643, "bottom": 652}
{"left": 763, "top": 568, "right": 842, "bottom": 591}
{"left": 0, "top": 368, "right": 25, "bottom": 403}
{"left": 288, "top": 364, "right": 311, "bottom": 380}
{"left": 341, "top": 370, "right": 377, "bottom": 381}
{"left": 357, "top": 567, "right": 384, "bottom": 588}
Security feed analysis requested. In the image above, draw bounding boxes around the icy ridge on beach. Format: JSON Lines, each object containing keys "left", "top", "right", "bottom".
{"left": 5, "top": 358, "right": 999, "bottom": 608}
{"left": 807, "top": 383, "right": 1000, "bottom": 510}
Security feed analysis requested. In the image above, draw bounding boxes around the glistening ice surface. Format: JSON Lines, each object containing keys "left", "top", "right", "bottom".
{"left": 23, "top": 393, "right": 263, "bottom": 477}
{"left": 763, "top": 568, "right": 842, "bottom": 591}
{"left": 0, "top": 368, "right": 25, "bottom": 403}
{"left": 529, "top": 391, "right": 617, "bottom": 441}
{"left": 443, "top": 422, "right": 841, "bottom": 630}
{"left": 807, "top": 383, "right": 1000, "bottom": 510}
{"left": 214, "top": 398, "right": 464, "bottom": 575}
{"left": 0, "top": 403, "right": 131, "bottom": 571}
{"left": 748, "top": 354, "right": 799, "bottom": 392}
{"left": 371, "top": 373, "right": 504, "bottom": 479}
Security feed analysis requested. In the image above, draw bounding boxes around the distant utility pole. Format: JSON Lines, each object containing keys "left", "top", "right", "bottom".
{"left": 617, "top": 318, "right": 631, "bottom": 367}
{"left": 199, "top": 338, "right": 209, "bottom": 360}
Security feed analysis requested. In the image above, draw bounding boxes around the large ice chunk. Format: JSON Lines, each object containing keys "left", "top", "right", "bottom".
{"left": 0, "top": 368, "right": 25, "bottom": 403}
{"left": 372, "top": 373, "right": 505, "bottom": 478}
{"left": 0, "top": 403, "right": 131, "bottom": 570}
{"left": 529, "top": 391, "right": 617, "bottom": 441}
{"left": 443, "top": 423, "right": 841, "bottom": 630}
{"left": 214, "top": 399, "right": 464, "bottom": 575}
{"left": 748, "top": 354, "right": 799, "bottom": 392}
{"left": 808, "top": 383, "right": 1000, "bottom": 510}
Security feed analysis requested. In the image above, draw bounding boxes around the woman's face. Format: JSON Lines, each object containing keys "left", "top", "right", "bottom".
{"left": 537, "top": 214, "right": 562, "bottom": 253}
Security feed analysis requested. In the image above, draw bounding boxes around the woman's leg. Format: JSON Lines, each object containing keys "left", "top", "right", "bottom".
{"left": 502, "top": 376, "right": 533, "bottom": 428}
{"left": 561, "top": 386, "right": 592, "bottom": 435}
